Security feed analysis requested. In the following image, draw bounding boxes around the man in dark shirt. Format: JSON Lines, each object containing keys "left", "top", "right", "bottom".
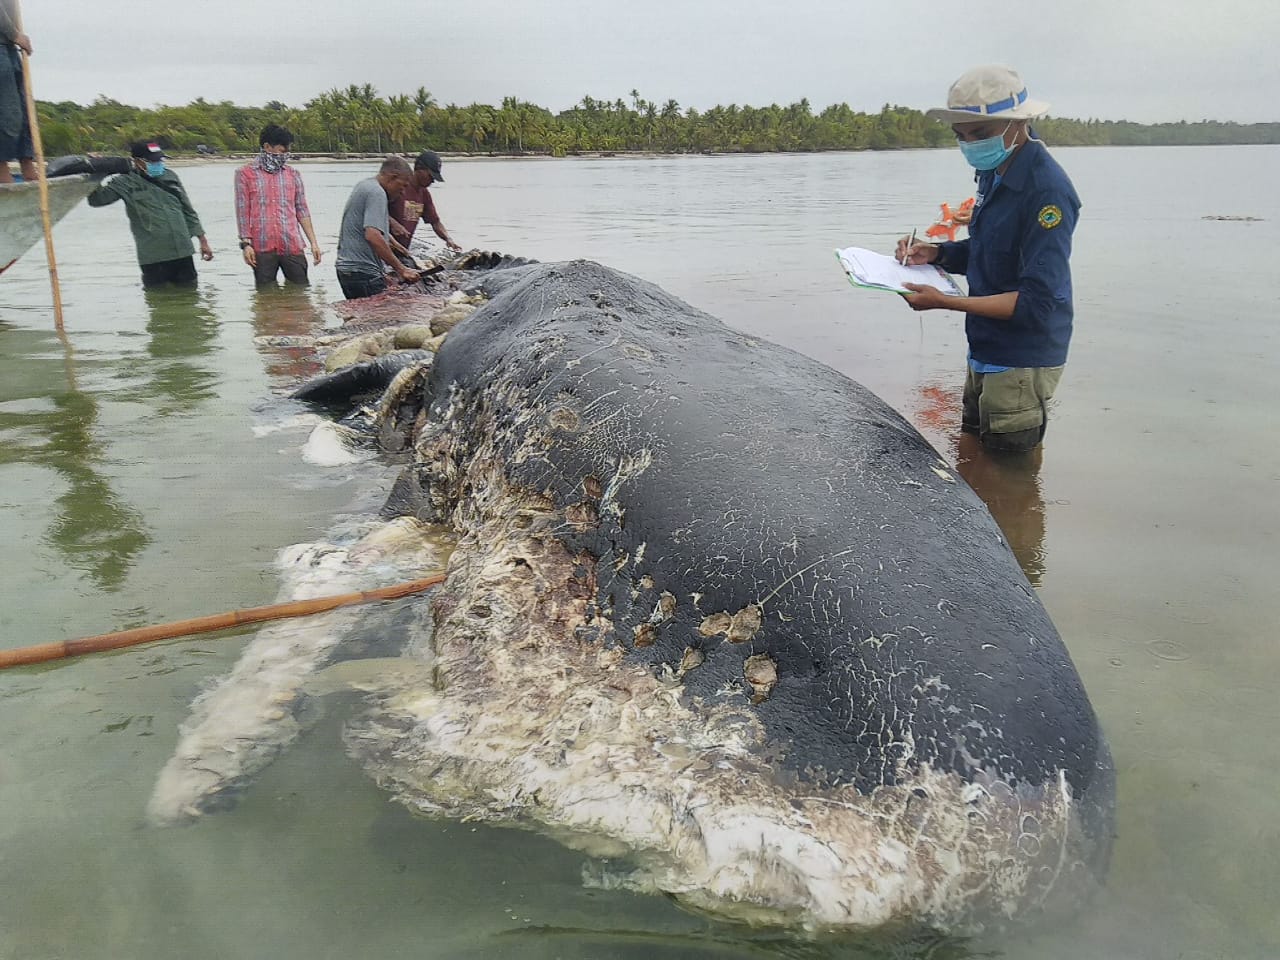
{"left": 389, "top": 150, "right": 461, "bottom": 254}
{"left": 0, "top": 0, "right": 35, "bottom": 183}
{"left": 897, "top": 65, "right": 1080, "bottom": 453}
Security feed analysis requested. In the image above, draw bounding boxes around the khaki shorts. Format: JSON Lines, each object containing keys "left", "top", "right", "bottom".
{"left": 962, "top": 365, "right": 1064, "bottom": 453}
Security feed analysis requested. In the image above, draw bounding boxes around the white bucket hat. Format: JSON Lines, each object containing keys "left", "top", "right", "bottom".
{"left": 925, "top": 65, "right": 1050, "bottom": 125}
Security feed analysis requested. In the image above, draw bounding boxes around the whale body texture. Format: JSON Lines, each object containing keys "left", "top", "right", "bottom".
{"left": 154, "top": 258, "right": 1113, "bottom": 935}
{"left": 345, "top": 259, "right": 1114, "bottom": 933}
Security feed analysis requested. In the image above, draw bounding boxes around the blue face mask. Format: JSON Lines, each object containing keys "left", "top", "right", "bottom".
{"left": 145, "top": 161, "right": 166, "bottom": 177}
{"left": 957, "top": 122, "right": 1015, "bottom": 171}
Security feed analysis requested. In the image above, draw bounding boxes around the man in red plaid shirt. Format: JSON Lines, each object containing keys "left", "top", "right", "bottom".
{"left": 234, "top": 124, "right": 322, "bottom": 285}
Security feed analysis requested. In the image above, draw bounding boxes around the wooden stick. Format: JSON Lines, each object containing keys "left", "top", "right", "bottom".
{"left": 0, "top": 573, "right": 446, "bottom": 669}
{"left": 14, "top": 9, "right": 65, "bottom": 330}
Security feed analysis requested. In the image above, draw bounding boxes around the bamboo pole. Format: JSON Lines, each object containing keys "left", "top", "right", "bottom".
{"left": 0, "top": 573, "right": 446, "bottom": 670}
{"left": 13, "top": 8, "right": 65, "bottom": 330}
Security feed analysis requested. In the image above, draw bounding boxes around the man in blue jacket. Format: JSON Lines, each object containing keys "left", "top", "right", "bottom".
{"left": 897, "top": 65, "right": 1080, "bottom": 453}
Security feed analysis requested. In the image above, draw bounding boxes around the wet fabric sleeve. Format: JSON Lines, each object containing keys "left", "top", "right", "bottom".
{"left": 292, "top": 169, "right": 312, "bottom": 224}
{"left": 361, "top": 181, "right": 388, "bottom": 234}
{"left": 171, "top": 176, "right": 205, "bottom": 238}
{"left": 87, "top": 176, "right": 126, "bottom": 206}
{"left": 233, "top": 166, "right": 252, "bottom": 238}
{"left": 936, "top": 238, "right": 970, "bottom": 275}
{"left": 1010, "top": 189, "right": 1077, "bottom": 331}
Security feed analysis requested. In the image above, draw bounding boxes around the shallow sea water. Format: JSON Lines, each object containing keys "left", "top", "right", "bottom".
{"left": 1, "top": 146, "right": 1277, "bottom": 959}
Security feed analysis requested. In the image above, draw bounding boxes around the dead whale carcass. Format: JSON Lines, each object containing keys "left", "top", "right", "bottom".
{"left": 344, "top": 259, "right": 1114, "bottom": 932}
{"left": 153, "top": 257, "right": 1113, "bottom": 935}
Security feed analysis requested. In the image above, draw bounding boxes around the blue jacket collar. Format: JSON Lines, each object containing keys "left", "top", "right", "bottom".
{"left": 994, "top": 138, "right": 1046, "bottom": 192}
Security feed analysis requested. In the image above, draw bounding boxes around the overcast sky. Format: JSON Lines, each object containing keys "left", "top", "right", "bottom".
{"left": 21, "top": 0, "right": 1280, "bottom": 124}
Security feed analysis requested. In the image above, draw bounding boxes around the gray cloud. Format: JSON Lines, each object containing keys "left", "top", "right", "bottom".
{"left": 23, "top": 0, "right": 1280, "bottom": 123}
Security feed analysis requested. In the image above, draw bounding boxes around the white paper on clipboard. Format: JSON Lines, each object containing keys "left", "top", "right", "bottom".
{"left": 835, "top": 246, "right": 963, "bottom": 296}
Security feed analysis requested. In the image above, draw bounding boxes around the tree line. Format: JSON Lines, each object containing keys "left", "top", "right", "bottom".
{"left": 34, "top": 85, "right": 1280, "bottom": 158}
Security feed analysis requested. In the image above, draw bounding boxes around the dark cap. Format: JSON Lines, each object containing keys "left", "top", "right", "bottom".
{"left": 129, "top": 141, "right": 166, "bottom": 160}
{"left": 413, "top": 149, "right": 444, "bottom": 182}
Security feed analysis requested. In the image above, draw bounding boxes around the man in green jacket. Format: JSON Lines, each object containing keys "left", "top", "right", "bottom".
{"left": 88, "top": 141, "right": 214, "bottom": 288}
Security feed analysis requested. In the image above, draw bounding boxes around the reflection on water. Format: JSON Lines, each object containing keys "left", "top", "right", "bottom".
{"left": 0, "top": 325, "right": 149, "bottom": 589}
{"left": 250, "top": 285, "right": 326, "bottom": 383}
{"left": 907, "top": 378, "right": 1048, "bottom": 587}
{"left": 484, "top": 926, "right": 990, "bottom": 960}
{"left": 141, "top": 285, "right": 220, "bottom": 412}
{"left": 953, "top": 432, "right": 1047, "bottom": 587}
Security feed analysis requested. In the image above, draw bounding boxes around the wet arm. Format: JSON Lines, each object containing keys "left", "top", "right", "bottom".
{"left": 429, "top": 220, "right": 460, "bottom": 249}
{"left": 388, "top": 218, "right": 412, "bottom": 244}
{"left": 293, "top": 173, "right": 320, "bottom": 255}
{"left": 902, "top": 287, "right": 1019, "bottom": 318}
{"left": 899, "top": 237, "right": 1005, "bottom": 314}
{"left": 364, "top": 227, "right": 415, "bottom": 278}
{"left": 388, "top": 232, "right": 414, "bottom": 259}
{"left": 300, "top": 217, "right": 320, "bottom": 259}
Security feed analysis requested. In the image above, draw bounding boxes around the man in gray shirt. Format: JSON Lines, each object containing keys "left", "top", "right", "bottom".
{"left": 335, "top": 156, "right": 420, "bottom": 300}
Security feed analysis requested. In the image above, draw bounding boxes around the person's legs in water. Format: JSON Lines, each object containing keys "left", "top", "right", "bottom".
{"left": 278, "top": 253, "right": 309, "bottom": 285}
{"left": 335, "top": 270, "right": 386, "bottom": 300}
{"left": 0, "top": 60, "right": 37, "bottom": 183}
{"left": 966, "top": 366, "right": 1063, "bottom": 453}
{"left": 961, "top": 366, "right": 981, "bottom": 434}
{"left": 141, "top": 257, "right": 198, "bottom": 290}
{"left": 253, "top": 252, "right": 282, "bottom": 287}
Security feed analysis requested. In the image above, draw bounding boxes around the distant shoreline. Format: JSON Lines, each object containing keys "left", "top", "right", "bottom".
{"left": 163, "top": 150, "right": 723, "bottom": 165}
{"left": 158, "top": 142, "right": 1280, "bottom": 167}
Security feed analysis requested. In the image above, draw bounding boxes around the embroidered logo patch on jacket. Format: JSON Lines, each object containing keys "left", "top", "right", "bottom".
{"left": 1037, "top": 205, "right": 1064, "bottom": 229}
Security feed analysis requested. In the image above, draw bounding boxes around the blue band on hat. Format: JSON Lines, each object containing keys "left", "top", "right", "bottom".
{"left": 955, "top": 87, "right": 1028, "bottom": 115}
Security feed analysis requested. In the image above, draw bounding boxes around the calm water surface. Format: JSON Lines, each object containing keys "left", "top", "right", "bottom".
{"left": 1, "top": 146, "right": 1277, "bottom": 959}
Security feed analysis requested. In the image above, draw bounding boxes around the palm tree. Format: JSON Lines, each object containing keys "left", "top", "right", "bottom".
{"left": 659, "top": 99, "right": 681, "bottom": 151}
{"left": 368, "top": 97, "right": 390, "bottom": 153}
{"left": 517, "top": 101, "right": 547, "bottom": 153}
{"left": 642, "top": 102, "right": 658, "bottom": 150}
{"left": 412, "top": 86, "right": 438, "bottom": 141}
{"left": 463, "top": 104, "right": 493, "bottom": 151}
{"left": 343, "top": 96, "right": 368, "bottom": 151}
{"left": 495, "top": 96, "right": 520, "bottom": 152}
{"left": 413, "top": 86, "right": 436, "bottom": 115}
{"left": 386, "top": 95, "right": 418, "bottom": 152}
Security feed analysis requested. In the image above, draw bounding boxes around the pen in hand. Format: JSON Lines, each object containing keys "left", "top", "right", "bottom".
{"left": 901, "top": 228, "right": 916, "bottom": 266}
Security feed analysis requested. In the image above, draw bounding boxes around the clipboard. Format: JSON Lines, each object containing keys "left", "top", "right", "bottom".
{"left": 835, "top": 246, "right": 963, "bottom": 297}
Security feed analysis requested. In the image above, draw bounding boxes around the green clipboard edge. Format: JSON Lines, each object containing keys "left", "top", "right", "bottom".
{"left": 833, "top": 249, "right": 964, "bottom": 297}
